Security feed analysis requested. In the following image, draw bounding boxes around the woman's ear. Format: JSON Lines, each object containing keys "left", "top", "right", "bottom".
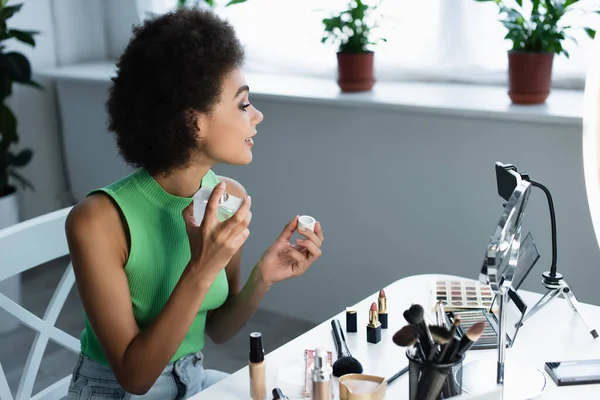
{"left": 190, "top": 109, "right": 208, "bottom": 140}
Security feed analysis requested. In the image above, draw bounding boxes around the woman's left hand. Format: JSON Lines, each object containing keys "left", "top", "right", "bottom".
{"left": 256, "top": 216, "right": 324, "bottom": 286}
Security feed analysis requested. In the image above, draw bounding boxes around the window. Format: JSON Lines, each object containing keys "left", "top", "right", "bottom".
{"left": 141, "top": 0, "right": 600, "bottom": 89}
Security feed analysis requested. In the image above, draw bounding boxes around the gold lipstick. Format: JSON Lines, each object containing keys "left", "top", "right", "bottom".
{"left": 366, "top": 302, "right": 381, "bottom": 344}
{"left": 378, "top": 289, "right": 388, "bottom": 329}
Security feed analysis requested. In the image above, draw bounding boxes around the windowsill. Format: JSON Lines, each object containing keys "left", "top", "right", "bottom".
{"left": 39, "top": 60, "right": 585, "bottom": 127}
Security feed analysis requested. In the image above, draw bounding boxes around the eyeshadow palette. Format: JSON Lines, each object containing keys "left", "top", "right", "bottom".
{"left": 434, "top": 279, "right": 495, "bottom": 311}
{"left": 446, "top": 309, "right": 498, "bottom": 350}
{"left": 443, "top": 287, "right": 528, "bottom": 351}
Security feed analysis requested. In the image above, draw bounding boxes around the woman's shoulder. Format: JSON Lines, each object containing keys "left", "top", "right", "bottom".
{"left": 66, "top": 193, "right": 123, "bottom": 240}
{"left": 65, "top": 192, "right": 130, "bottom": 269}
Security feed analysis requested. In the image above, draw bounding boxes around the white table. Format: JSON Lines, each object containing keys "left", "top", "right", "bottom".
{"left": 191, "top": 274, "right": 600, "bottom": 399}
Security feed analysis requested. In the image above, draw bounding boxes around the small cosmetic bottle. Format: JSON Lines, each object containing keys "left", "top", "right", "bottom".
{"left": 298, "top": 215, "right": 316, "bottom": 232}
{"left": 249, "top": 332, "right": 267, "bottom": 400}
{"left": 346, "top": 307, "right": 357, "bottom": 333}
{"left": 193, "top": 185, "right": 243, "bottom": 223}
{"left": 311, "top": 348, "right": 331, "bottom": 400}
{"left": 378, "top": 289, "right": 388, "bottom": 329}
{"left": 366, "top": 302, "right": 382, "bottom": 344}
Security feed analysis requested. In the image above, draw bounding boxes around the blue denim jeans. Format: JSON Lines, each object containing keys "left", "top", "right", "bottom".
{"left": 66, "top": 351, "right": 229, "bottom": 399}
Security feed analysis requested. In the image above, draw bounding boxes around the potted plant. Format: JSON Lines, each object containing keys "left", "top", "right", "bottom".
{"left": 321, "top": 0, "right": 386, "bottom": 92}
{"left": 0, "top": 0, "right": 40, "bottom": 333}
{"left": 474, "top": 0, "right": 597, "bottom": 104}
{"left": 1, "top": 0, "right": 39, "bottom": 213}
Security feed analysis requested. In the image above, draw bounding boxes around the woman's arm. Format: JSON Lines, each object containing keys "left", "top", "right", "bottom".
{"left": 204, "top": 176, "right": 323, "bottom": 344}
{"left": 205, "top": 262, "right": 271, "bottom": 344}
{"left": 205, "top": 176, "right": 270, "bottom": 344}
{"left": 66, "top": 187, "right": 250, "bottom": 395}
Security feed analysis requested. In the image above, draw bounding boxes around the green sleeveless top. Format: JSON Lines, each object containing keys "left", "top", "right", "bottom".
{"left": 79, "top": 168, "right": 229, "bottom": 365}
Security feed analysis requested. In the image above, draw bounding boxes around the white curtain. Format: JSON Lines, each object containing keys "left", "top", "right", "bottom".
{"left": 144, "top": 0, "right": 600, "bottom": 89}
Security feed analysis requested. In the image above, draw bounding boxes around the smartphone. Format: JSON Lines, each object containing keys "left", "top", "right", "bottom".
{"left": 545, "top": 359, "right": 600, "bottom": 386}
{"left": 495, "top": 162, "right": 522, "bottom": 202}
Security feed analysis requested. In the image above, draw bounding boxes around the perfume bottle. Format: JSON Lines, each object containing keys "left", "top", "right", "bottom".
{"left": 193, "top": 185, "right": 243, "bottom": 223}
{"left": 311, "top": 348, "right": 331, "bottom": 400}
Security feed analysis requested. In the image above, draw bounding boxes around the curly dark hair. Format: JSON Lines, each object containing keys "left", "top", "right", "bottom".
{"left": 106, "top": 8, "right": 245, "bottom": 175}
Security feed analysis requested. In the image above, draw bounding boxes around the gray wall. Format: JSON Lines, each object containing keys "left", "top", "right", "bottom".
{"left": 210, "top": 98, "right": 600, "bottom": 323}
{"left": 53, "top": 76, "right": 600, "bottom": 323}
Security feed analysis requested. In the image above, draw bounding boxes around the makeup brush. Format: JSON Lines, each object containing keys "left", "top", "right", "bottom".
{"left": 404, "top": 304, "right": 435, "bottom": 360}
{"left": 392, "top": 324, "right": 426, "bottom": 361}
{"left": 392, "top": 324, "right": 419, "bottom": 347}
{"left": 451, "top": 321, "right": 486, "bottom": 362}
{"left": 436, "top": 316, "right": 461, "bottom": 363}
{"left": 386, "top": 366, "right": 409, "bottom": 385}
{"left": 272, "top": 388, "right": 289, "bottom": 400}
{"left": 404, "top": 304, "right": 433, "bottom": 341}
{"left": 331, "top": 319, "right": 363, "bottom": 377}
{"left": 435, "top": 301, "right": 445, "bottom": 326}
{"left": 428, "top": 325, "right": 453, "bottom": 345}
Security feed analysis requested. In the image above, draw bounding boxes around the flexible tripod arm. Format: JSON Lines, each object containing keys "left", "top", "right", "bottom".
{"left": 521, "top": 175, "right": 560, "bottom": 282}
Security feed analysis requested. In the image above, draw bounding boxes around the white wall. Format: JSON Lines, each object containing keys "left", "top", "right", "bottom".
{"left": 7, "top": 0, "right": 109, "bottom": 221}
{"left": 8, "top": 0, "right": 65, "bottom": 221}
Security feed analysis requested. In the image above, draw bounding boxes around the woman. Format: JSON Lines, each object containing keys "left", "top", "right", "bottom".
{"left": 64, "top": 8, "right": 323, "bottom": 400}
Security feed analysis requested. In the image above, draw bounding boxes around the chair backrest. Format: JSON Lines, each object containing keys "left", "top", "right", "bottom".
{"left": 0, "top": 206, "right": 80, "bottom": 400}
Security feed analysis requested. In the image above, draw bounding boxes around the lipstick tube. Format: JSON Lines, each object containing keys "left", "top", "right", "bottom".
{"left": 366, "top": 302, "right": 382, "bottom": 344}
{"left": 378, "top": 289, "right": 388, "bottom": 329}
{"left": 346, "top": 307, "right": 357, "bottom": 333}
{"left": 249, "top": 332, "right": 266, "bottom": 400}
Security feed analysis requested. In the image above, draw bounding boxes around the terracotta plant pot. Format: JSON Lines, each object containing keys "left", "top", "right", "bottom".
{"left": 337, "top": 52, "right": 375, "bottom": 92}
{"left": 508, "top": 51, "right": 554, "bottom": 104}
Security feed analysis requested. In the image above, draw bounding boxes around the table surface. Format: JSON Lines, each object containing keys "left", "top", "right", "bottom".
{"left": 190, "top": 274, "right": 600, "bottom": 399}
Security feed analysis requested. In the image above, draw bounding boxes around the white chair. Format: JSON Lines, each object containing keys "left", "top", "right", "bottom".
{"left": 0, "top": 206, "right": 80, "bottom": 400}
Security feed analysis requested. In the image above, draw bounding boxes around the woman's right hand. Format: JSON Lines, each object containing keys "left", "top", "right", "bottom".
{"left": 182, "top": 181, "right": 252, "bottom": 280}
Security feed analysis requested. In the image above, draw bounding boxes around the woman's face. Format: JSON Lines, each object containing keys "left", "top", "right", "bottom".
{"left": 197, "top": 68, "right": 264, "bottom": 166}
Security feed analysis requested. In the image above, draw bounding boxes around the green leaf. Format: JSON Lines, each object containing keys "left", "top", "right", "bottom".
{"left": 585, "top": 28, "right": 596, "bottom": 39}
{"left": 11, "top": 149, "right": 32, "bottom": 167}
{"left": 566, "top": 35, "right": 579, "bottom": 46}
{"left": 516, "top": 0, "right": 522, "bottom": 6}
{"left": 501, "top": 20, "right": 524, "bottom": 30}
{"left": 0, "top": 0, "right": 9, "bottom": 9}
{"left": 9, "top": 169, "right": 34, "bottom": 191}
{"left": 23, "top": 79, "right": 43, "bottom": 90}
{"left": 564, "top": 0, "right": 579, "bottom": 9}
{"left": 0, "top": 103, "right": 17, "bottom": 148}
{"left": 0, "top": 52, "right": 32, "bottom": 83}
{"left": 0, "top": 4, "right": 23, "bottom": 22}
{"left": 6, "top": 29, "right": 39, "bottom": 47}
{"left": 0, "top": 151, "right": 10, "bottom": 167}
{"left": 225, "top": 0, "right": 248, "bottom": 5}
{"left": 0, "top": 75, "right": 11, "bottom": 101}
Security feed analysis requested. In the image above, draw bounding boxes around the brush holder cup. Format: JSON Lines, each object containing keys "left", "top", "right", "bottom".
{"left": 406, "top": 350, "right": 464, "bottom": 400}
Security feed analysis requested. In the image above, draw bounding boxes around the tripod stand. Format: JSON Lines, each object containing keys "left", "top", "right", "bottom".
{"left": 495, "top": 163, "right": 598, "bottom": 339}
{"left": 521, "top": 271, "right": 598, "bottom": 338}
